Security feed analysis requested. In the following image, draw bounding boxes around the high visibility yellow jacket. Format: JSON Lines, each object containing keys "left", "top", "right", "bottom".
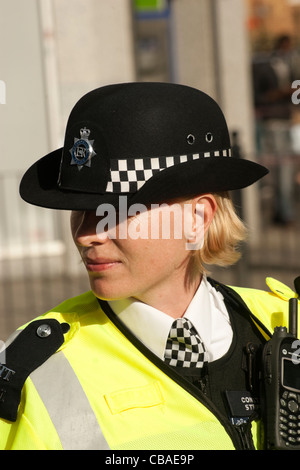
{"left": 0, "top": 277, "right": 298, "bottom": 450}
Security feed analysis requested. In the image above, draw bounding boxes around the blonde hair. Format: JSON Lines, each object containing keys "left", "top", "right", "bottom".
{"left": 192, "top": 191, "right": 247, "bottom": 273}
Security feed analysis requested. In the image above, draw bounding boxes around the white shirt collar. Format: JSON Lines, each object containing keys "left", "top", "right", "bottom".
{"left": 108, "top": 275, "right": 232, "bottom": 362}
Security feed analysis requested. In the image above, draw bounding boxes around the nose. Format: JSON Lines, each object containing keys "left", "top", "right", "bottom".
{"left": 71, "top": 211, "right": 109, "bottom": 247}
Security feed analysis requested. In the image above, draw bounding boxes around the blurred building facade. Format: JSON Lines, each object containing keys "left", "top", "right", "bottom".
{"left": 246, "top": 0, "right": 300, "bottom": 50}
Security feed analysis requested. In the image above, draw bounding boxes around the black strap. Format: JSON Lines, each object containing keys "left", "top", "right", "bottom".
{"left": 207, "top": 277, "right": 273, "bottom": 339}
{"left": 0, "top": 319, "right": 69, "bottom": 422}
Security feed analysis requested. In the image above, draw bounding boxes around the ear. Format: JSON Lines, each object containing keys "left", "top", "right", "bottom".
{"left": 194, "top": 194, "right": 217, "bottom": 233}
{"left": 184, "top": 194, "right": 217, "bottom": 250}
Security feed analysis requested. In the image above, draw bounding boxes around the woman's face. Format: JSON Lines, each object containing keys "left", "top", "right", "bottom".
{"left": 71, "top": 196, "right": 216, "bottom": 311}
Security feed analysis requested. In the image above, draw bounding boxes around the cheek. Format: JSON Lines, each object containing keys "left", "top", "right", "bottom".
{"left": 125, "top": 238, "right": 190, "bottom": 277}
{"left": 70, "top": 211, "right": 84, "bottom": 240}
{"left": 117, "top": 211, "right": 151, "bottom": 240}
{"left": 124, "top": 205, "right": 188, "bottom": 241}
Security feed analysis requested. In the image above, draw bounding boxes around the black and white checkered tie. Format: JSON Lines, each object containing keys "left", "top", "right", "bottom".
{"left": 164, "top": 318, "right": 208, "bottom": 369}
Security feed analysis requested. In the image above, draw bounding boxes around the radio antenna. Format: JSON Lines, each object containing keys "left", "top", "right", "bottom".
{"left": 289, "top": 298, "right": 298, "bottom": 338}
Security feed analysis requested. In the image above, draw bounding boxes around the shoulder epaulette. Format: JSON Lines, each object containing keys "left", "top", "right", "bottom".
{"left": 0, "top": 319, "right": 69, "bottom": 422}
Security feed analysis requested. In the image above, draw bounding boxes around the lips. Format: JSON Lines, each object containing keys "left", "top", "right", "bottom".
{"left": 84, "top": 257, "right": 122, "bottom": 272}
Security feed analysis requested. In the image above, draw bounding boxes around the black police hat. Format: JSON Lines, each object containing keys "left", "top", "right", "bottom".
{"left": 19, "top": 82, "right": 268, "bottom": 210}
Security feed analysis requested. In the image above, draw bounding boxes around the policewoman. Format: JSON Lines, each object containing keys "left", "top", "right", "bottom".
{"left": 0, "top": 83, "right": 298, "bottom": 450}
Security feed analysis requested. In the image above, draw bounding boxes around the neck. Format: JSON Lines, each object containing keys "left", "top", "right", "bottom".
{"left": 134, "top": 272, "right": 202, "bottom": 319}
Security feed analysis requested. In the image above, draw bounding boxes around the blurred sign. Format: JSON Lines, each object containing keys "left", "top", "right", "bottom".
{"left": 134, "top": 0, "right": 169, "bottom": 18}
{"left": 134, "top": 0, "right": 167, "bottom": 11}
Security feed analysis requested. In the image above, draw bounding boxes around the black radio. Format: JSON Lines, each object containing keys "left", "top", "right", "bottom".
{"left": 261, "top": 297, "right": 300, "bottom": 449}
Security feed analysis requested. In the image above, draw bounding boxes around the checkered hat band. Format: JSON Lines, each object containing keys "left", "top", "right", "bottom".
{"left": 106, "top": 149, "right": 232, "bottom": 193}
{"left": 164, "top": 318, "right": 208, "bottom": 369}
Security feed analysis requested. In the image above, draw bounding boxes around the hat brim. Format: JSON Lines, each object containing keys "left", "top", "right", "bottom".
{"left": 19, "top": 149, "right": 268, "bottom": 211}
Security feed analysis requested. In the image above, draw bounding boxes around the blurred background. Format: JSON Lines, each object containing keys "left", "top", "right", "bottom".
{"left": 0, "top": 0, "right": 300, "bottom": 339}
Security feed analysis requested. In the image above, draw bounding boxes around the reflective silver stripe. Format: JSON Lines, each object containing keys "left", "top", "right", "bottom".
{"left": 4, "top": 329, "right": 22, "bottom": 348}
{"left": 30, "top": 350, "right": 110, "bottom": 450}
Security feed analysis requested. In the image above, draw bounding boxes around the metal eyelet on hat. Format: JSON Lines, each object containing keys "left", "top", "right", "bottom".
{"left": 187, "top": 134, "right": 195, "bottom": 145}
{"left": 205, "top": 132, "right": 213, "bottom": 143}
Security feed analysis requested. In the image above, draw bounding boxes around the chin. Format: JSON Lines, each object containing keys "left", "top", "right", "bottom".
{"left": 89, "top": 278, "right": 130, "bottom": 302}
